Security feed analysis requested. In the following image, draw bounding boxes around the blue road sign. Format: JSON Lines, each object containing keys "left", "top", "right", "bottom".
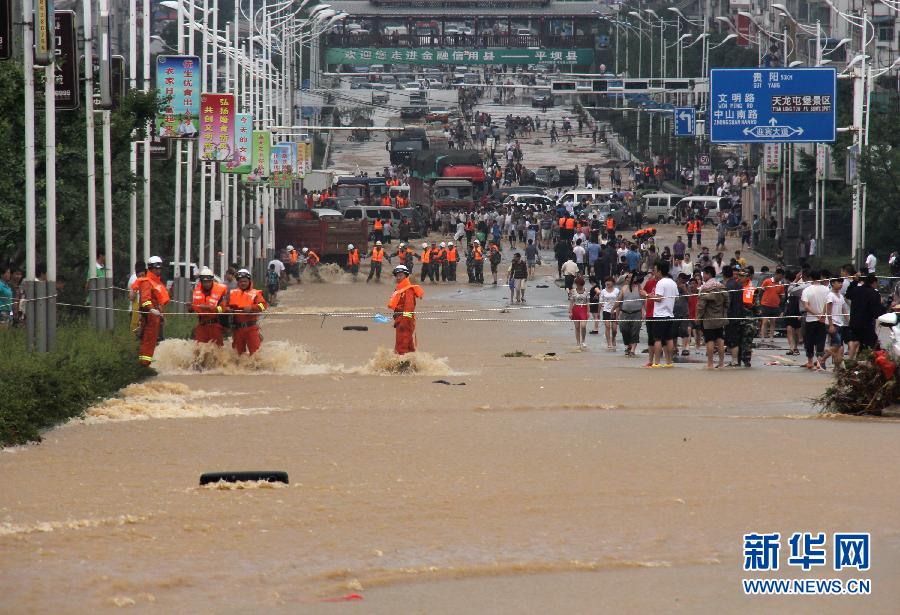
{"left": 709, "top": 67, "right": 837, "bottom": 143}
{"left": 674, "top": 107, "right": 695, "bottom": 137}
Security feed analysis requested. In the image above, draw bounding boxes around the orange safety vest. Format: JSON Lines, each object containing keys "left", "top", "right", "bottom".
{"left": 465, "top": 220, "right": 475, "bottom": 232}
{"left": 387, "top": 277, "right": 424, "bottom": 316}
{"left": 381, "top": 196, "right": 391, "bottom": 206}
{"left": 289, "top": 249, "right": 299, "bottom": 264}
{"left": 447, "top": 247, "right": 458, "bottom": 262}
{"left": 374, "top": 219, "right": 384, "bottom": 231}
{"left": 474, "top": 246, "right": 483, "bottom": 261}
{"left": 421, "top": 248, "right": 431, "bottom": 264}
{"left": 396, "top": 248, "right": 411, "bottom": 265}
{"left": 347, "top": 249, "right": 360, "bottom": 266}
{"left": 695, "top": 220, "right": 703, "bottom": 231}
{"left": 371, "top": 247, "right": 384, "bottom": 262}
{"left": 686, "top": 221, "right": 695, "bottom": 233}
{"left": 606, "top": 217, "right": 615, "bottom": 230}
{"left": 431, "top": 248, "right": 442, "bottom": 262}
{"left": 228, "top": 285, "right": 268, "bottom": 325}
{"left": 565, "top": 218, "right": 575, "bottom": 230}
{"left": 558, "top": 217, "right": 566, "bottom": 229}
{"left": 742, "top": 280, "right": 756, "bottom": 306}
{"left": 138, "top": 271, "right": 170, "bottom": 311}
{"left": 191, "top": 281, "right": 227, "bottom": 314}
{"left": 307, "top": 250, "right": 320, "bottom": 266}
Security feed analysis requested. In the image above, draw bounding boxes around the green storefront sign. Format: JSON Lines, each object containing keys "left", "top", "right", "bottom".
{"left": 325, "top": 47, "right": 594, "bottom": 66}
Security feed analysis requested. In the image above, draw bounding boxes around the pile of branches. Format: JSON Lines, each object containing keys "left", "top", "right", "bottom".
{"left": 817, "top": 350, "right": 899, "bottom": 416}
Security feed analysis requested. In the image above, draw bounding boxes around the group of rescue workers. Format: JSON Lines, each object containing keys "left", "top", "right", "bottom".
{"left": 132, "top": 257, "right": 268, "bottom": 367}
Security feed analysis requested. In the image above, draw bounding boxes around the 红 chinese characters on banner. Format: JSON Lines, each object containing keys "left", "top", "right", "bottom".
{"left": 297, "top": 142, "right": 311, "bottom": 177}
{"left": 224, "top": 113, "right": 252, "bottom": 173}
{"left": 198, "top": 93, "right": 236, "bottom": 162}
{"left": 156, "top": 55, "right": 201, "bottom": 138}
{"left": 248, "top": 130, "right": 272, "bottom": 181}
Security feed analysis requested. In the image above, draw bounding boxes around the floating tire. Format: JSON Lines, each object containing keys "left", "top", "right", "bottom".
{"left": 199, "top": 471, "right": 289, "bottom": 485}
{"left": 343, "top": 325, "right": 369, "bottom": 331}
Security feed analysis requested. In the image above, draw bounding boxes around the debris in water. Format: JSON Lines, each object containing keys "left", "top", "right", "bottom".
{"left": 198, "top": 480, "right": 288, "bottom": 491}
{"left": 343, "top": 325, "right": 369, "bottom": 331}
{"left": 503, "top": 350, "right": 532, "bottom": 358}
{"left": 432, "top": 380, "right": 466, "bottom": 386}
{"left": 199, "top": 471, "right": 289, "bottom": 485}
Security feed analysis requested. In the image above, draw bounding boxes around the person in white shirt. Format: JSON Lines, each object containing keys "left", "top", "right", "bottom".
{"left": 821, "top": 277, "right": 849, "bottom": 371}
{"left": 572, "top": 239, "right": 587, "bottom": 274}
{"left": 865, "top": 250, "right": 877, "bottom": 273}
{"left": 561, "top": 258, "right": 579, "bottom": 298}
{"left": 650, "top": 261, "right": 679, "bottom": 367}
{"left": 800, "top": 271, "right": 831, "bottom": 370}
{"left": 599, "top": 277, "right": 621, "bottom": 351}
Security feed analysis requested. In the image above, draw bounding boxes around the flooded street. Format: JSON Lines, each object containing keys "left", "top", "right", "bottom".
{"left": 2, "top": 273, "right": 899, "bottom": 613}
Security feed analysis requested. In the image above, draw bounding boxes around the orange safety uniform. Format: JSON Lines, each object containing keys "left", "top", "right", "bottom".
{"left": 606, "top": 217, "right": 615, "bottom": 231}
{"left": 447, "top": 246, "right": 458, "bottom": 262}
{"left": 473, "top": 246, "right": 483, "bottom": 260}
{"left": 374, "top": 219, "right": 384, "bottom": 232}
{"left": 381, "top": 195, "right": 391, "bottom": 206}
{"left": 371, "top": 246, "right": 384, "bottom": 262}
{"left": 742, "top": 279, "right": 756, "bottom": 307}
{"left": 465, "top": 219, "right": 475, "bottom": 232}
{"left": 289, "top": 249, "right": 299, "bottom": 264}
{"left": 558, "top": 217, "right": 566, "bottom": 229}
{"left": 387, "top": 276, "right": 425, "bottom": 355}
{"left": 137, "top": 271, "right": 171, "bottom": 365}
{"left": 420, "top": 248, "right": 431, "bottom": 264}
{"left": 347, "top": 248, "right": 360, "bottom": 266}
{"left": 191, "top": 280, "right": 228, "bottom": 346}
{"left": 430, "top": 247, "right": 442, "bottom": 263}
{"left": 565, "top": 218, "right": 575, "bottom": 231}
{"left": 227, "top": 282, "right": 268, "bottom": 355}
{"left": 306, "top": 250, "right": 320, "bottom": 266}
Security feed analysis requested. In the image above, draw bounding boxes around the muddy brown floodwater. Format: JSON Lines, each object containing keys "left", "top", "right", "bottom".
{"left": 2, "top": 262, "right": 899, "bottom": 613}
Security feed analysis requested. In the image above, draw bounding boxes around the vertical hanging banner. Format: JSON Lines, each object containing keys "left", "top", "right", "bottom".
{"left": 764, "top": 143, "right": 782, "bottom": 174}
{"left": 249, "top": 130, "right": 272, "bottom": 181}
{"left": 156, "top": 55, "right": 201, "bottom": 138}
{"left": 34, "top": 0, "right": 54, "bottom": 66}
{"left": 270, "top": 143, "right": 293, "bottom": 188}
{"left": 0, "top": 0, "right": 12, "bottom": 61}
{"left": 297, "top": 142, "right": 311, "bottom": 177}
{"left": 198, "top": 93, "right": 235, "bottom": 161}
{"left": 224, "top": 113, "right": 252, "bottom": 173}
{"left": 53, "top": 11, "right": 79, "bottom": 110}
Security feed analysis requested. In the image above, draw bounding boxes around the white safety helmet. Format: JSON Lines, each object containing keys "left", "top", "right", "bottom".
{"left": 198, "top": 267, "right": 214, "bottom": 279}
{"left": 236, "top": 268, "right": 252, "bottom": 279}
{"left": 422, "top": 242, "right": 428, "bottom": 249}
{"left": 376, "top": 240, "right": 382, "bottom": 246}
{"left": 439, "top": 242, "right": 446, "bottom": 248}
{"left": 348, "top": 243, "right": 354, "bottom": 250}
{"left": 147, "top": 255, "right": 163, "bottom": 267}
{"left": 473, "top": 239, "right": 480, "bottom": 245}
{"left": 448, "top": 241, "right": 454, "bottom": 246}
{"left": 302, "top": 247, "right": 309, "bottom": 253}
{"left": 392, "top": 265, "right": 410, "bottom": 276}
{"left": 286, "top": 244, "right": 294, "bottom": 251}
{"left": 399, "top": 242, "right": 406, "bottom": 248}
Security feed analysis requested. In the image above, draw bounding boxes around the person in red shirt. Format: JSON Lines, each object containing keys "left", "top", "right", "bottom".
{"left": 758, "top": 268, "right": 785, "bottom": 342}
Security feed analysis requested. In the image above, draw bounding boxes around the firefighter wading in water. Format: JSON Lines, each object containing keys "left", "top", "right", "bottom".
{"left": 190, "top": 267, "right": 229, "bottom": 345}
{"left": 227, "top": 268, "right": 269, "bottom": 355}
{"left": 387, "top": 264, "right": 424, "bottom": 355}
{"left": 137, "top": 256, "right": 170, "bottom": 365}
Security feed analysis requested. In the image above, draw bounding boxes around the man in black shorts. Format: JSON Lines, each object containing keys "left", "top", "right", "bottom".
{"left": 648, "top": 261, "right": 679, "bottom": 367}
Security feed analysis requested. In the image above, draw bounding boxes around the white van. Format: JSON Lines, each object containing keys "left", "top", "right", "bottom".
{"left": 640, "top": 193, "right": 682, "bottom": 224}
{"left": 677, "top": 195, "right": 733, "bottom": 224}
{"left": 556, "top": 189, "right": 614, "bottom": 208}
{"left": 342, "top": 205, "right": 404, "bottom": 233}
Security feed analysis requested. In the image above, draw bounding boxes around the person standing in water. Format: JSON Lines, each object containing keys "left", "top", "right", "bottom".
{"left": 388, "top": 265, "right": 424, "bottom": 355}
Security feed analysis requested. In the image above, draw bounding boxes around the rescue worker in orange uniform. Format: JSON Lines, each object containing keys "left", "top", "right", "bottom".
{"left": 346, "top": 243, "right": 360, "bottom": 279}
{"left": 605, "top": 215, "right": 616, "bottom": 241}
{"left": 437, "top": 242, "right": 450, "bottom": 281}
{"left": 417, "top": 241, "right": 432, "bottom": 283}
{"left": 373, "top": 217, "right": 384, "bottom": 243}
{"left": 137, "top": 256, "right": 171, "bottom": 366}
{"left": 227, "top": 269, "right": 268, "bottom": 355}
{"left": 366, "top": 240, "right": 387, "bottom": 283}
{"left": 287, "top": 244, "right": 300, "bottom": 280}
{"left": 685, "top": 219, "right": 696, "bottom": 249}
{"left": 388, "top": 264, "right": 424, "bottom": 355}
{"left": 472, "top": 239, "right": 484, "bottom": 283}
{"left": 301, "top": 247, "right": 323, "bottom": 282}
{"left": 446, "top": 241, "right": 458, "bottom": 281}
{"left": 190, "top": 267, "right": 229, "bottom": 346}
{"left": 391, "top": 242, "right": 415, "bottom": 278}
{"left": 428, "top": 242, "right": 442, "bottom": 283}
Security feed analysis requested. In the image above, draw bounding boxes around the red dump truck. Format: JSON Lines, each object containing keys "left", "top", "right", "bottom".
{"left": 407, "top": 150, "right": 485, "bottom": 214}
{"left": 274, "top": 208, "right": 368, "bottom": 264}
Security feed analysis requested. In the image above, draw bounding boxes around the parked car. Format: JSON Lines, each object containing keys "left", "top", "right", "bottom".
{"left": 425, "top": 106, "right": 450, "bottom": 122}
{"left": 400, "top": 106, "right": 427, "bottom": 120}
{"left": 532, "top": 94, "right": 554, "bottom": 109}
{"left": 640, "top": 193, "right": 683, "bottom": 224}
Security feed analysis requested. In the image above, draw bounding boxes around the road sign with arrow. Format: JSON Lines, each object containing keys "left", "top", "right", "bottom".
{"left": 709, "top": 67, "right": 836, "bottom": 144}
{"left": 674, "top": 107, "right": 695, "bottom": 137}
